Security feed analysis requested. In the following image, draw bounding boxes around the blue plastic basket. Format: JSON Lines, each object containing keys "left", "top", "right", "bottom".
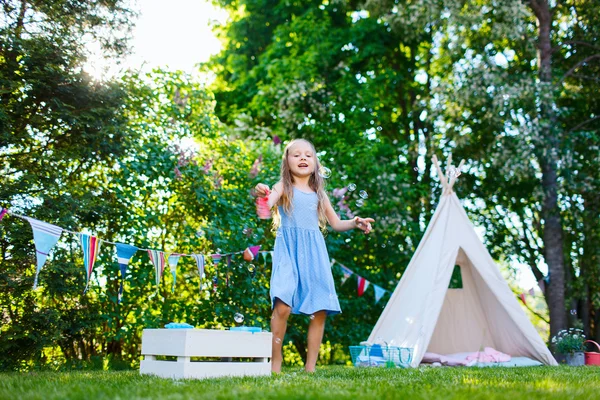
{"left": 349, "top": 345, "right": 413, "bottom": 368}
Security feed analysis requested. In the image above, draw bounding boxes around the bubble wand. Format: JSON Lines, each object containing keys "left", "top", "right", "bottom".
{"left": 256, "top": 188, "right": 271, "bottom": 219}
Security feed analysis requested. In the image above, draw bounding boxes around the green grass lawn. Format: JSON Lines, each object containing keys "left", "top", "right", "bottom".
{"left": 1, "top": 366, "right": 599, "bottom": 399}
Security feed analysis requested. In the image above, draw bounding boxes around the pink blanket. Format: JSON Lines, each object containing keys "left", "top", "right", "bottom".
{"left": 466, "top": 347, "right": 511, "bottom": 363}
{"left": 422, "top": 347, "right": 511, "bottom": 366}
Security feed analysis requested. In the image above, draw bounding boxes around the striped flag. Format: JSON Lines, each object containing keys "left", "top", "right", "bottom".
{"left": 148, "top": 250, "right": 167, "bottom": 290}
{"left": 339, "top": 264, "right": 353, "bottom": 285}
{"left": 168, "top": 254, "right": 181, "bottom": 293}
{"left": 191, "top": 254, "right": 205, "bottom": 292}
{"left": 357, "top": 276, "right": 370, "bottom": 296}
{"left": 80, "top": 233, "right": 102, "bottom": 293}
{"left": 211, "top": 254, "right": 222, "bottom": 266}
{"left": 115, "top": 243, "right": 138, "bottom": 302}
{"left": 25, "top": 217, "right": 63, "bottom": 289}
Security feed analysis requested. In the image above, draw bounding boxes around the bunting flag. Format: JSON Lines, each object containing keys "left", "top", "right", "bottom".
{"left": 538, "top": 278, "right": 545, "bottom": 293}
{"left": 260, "top": 251, "right": 269, "bottom": 268}
{"left": 0, "top": 208, "right": 8, "bottom": 221}
{"left": 528, "top": 287, "right": 535, "bottom": 296}
{"left": 25, "top": 217, "right": 63, "bottom": 289}
{"left": 357, "top": 276, "right": 370, "bottom": 296}
{"left": 519, "top": 293, "right": 527, "bottom": 305}
{"left": 340, "top": 265, "right": 353, "bottom": 285}
{"left": 373, "top": 284, "right": 386, "bottom": 304}
{"left": 226, "top": 254, "right": 232, "bottom": 287}
{"left": 115, "top": 243, "right": 138, "bottom": 302}
{"left": 212, "top": 275, "right": 218, "bottom": 293}
{"left": 211, "top": 254, "right": 222, "bottom": 289}
{"left": 248, "top": 245, "right": 261, "bottom": 258}
{"left": 168, "top": 254, "right": 181, "bottom": 293}
{"left": 80, "top": 233, "right": 102, "bottom": 294}
{"left": 148, "top": 250, "right": 167, "bottom": 290}
{"left": 191, "top": 254, "right": 205, "bottom": 291}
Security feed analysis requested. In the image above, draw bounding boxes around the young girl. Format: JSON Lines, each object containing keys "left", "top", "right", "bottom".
{"left": 254, "top": 139, "right": 374, "bottom": 373}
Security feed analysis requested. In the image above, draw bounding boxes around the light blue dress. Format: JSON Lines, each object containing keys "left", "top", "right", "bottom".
{"left": 271, "top": 187, "right": 341, "bottom": 316}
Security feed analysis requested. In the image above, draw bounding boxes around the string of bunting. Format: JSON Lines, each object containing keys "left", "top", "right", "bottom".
{"left": 0, "top": 207, "right": 387, "bottom": 305}
{"left": 0, "top": 207, "right": 267, "bottom": 301}
{"left": 330, "top": 259, "right": 391, "bottom": 304}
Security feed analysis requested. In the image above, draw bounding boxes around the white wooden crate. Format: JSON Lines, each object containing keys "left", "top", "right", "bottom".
{"left": 139, "top": 328, "right": 272, "bottom": 379}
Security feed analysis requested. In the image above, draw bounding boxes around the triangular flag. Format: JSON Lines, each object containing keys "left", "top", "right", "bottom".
{"left": 357, "top": 276, "right": 370, "bottom": 296}
{"left": 519, "top": 293, "right": 527, "bottom": 305}
{"left": 538, "top": 279, "right": 545, "bottom": 293}
{"left": 80, "top": 233, "right": 102, "bottom": 294}
{"left": 115, "top": 243, "right": 138, "bottom": 302}
{"left": 373, "top": 284, "right": 386, "bottom": 304}
{"left": 261, "top": 251, "right": 269, "bottom": 267}
{"left": 339, "top": 264, "right": 353, "bottom": 285}
{"left": 211, "top": 254, "right": 222, "bottom": 267}
{"left": 148, "top": 249, "right": 167, "bottom": 290}
{"left": 528, "top": 287, "right": 535, "bottom": 296}
{"left": 249, "top": 245, "right": 261, "bottom": 258}
{"left": 226, "top": 254, "right": 232, "bottom": 287}
{"left": 168, "top": 254, "right": 181, "bottom": 293}
{"left": 191, "top": 254, "right": 205, "bottom": 292}
{"left": 25, "top": 217, "right": 63, "bottom": 289}
{"left": 0, "top": 208, "right": 8, "bottom": 221}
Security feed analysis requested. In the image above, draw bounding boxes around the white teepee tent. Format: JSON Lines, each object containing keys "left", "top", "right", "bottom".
{"left": 368, "top": 155, "right": 557, "bottom": 367}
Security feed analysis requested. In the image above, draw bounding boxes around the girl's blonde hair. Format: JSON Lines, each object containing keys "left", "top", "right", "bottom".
{"left": 273, "top": 139, "right": 328, "bottom": 230}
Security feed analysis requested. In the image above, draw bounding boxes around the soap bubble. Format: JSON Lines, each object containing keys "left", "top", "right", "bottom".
{"left": 570, "top": 309, "right": 577, "bottom": 316}
{"left": 195, "top": 230, "right": 205, "bottom": 238}
{"left": 310, "top": 314, "right": 315, "bottom": 320}
{"left": 356, "top": 199, "right": 364, "bottom": 207}
{"left": 234, "top": 313, "right": 244, "bottom": 324}
{"left": 319, "top": 166, "right": 331, "bottom": 179}
{"left": 347, "top": 183, "right": 356, "bottom": 191}
{"left": 413, "top": 167, "right": 418, "bottom": 172}
{"left": 359, "top": 190, "right": 369, "bottom": 199}
{"left": 275, "top": 337, "right": 282, "bottom": 344}
{"left": 248, "top": 264, "right": 256, "bottom": 274}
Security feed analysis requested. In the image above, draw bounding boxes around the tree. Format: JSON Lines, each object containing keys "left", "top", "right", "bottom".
{"left": 0, "top": 0, "right": 134, "bottom": 369}
{"left": 422, "top": 0, "right": 600, "bottom": 339}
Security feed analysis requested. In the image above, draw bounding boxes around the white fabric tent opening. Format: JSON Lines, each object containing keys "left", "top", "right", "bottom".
{"left": 368, "top": 155, "right": 557, "bottom": 367}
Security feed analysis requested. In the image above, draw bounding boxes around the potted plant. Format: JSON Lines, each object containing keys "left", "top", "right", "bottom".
{"left": 552, "top": 328, "right": 586, "bottom": 366}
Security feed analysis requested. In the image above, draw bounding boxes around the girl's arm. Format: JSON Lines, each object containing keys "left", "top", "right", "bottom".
{"left": 255, "top": 181, "right": 283, "bottom": 209}
{"left": 324, "top": 195, "right": 374, "bottom": 233}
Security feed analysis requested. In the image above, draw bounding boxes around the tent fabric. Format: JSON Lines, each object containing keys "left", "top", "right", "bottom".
{"left": 368, "top": 192, "right": 557, "bottom": 367}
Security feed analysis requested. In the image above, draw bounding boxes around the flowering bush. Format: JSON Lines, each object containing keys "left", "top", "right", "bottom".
{"left": 552, "top": 328, "right": 586, "bottom": 354}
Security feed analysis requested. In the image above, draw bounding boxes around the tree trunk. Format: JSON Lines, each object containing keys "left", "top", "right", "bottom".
{"left": 583, "top": 193, "right": 600, "bottom": 339}
{"left": 528, "top": 0, "right": 567, "bottom": 338}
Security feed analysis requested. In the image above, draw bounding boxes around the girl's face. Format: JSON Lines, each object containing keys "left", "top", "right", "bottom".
{"left": 287, "top": 141, "right": 316, "bottom": 178}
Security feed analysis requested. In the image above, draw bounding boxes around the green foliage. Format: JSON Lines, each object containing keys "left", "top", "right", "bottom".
{"left": 552, "top": 328, "right": 586, "bottom": 354}
{"left": 2, "top": 0, "right": 600, "bottom": 372}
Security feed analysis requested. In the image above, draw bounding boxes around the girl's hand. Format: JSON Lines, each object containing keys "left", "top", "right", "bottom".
{"left": 254, "top": 183, "right": 270, "bottom": 198}
{"left": 354, "top": 217, "right": 374, "bottom": 234}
